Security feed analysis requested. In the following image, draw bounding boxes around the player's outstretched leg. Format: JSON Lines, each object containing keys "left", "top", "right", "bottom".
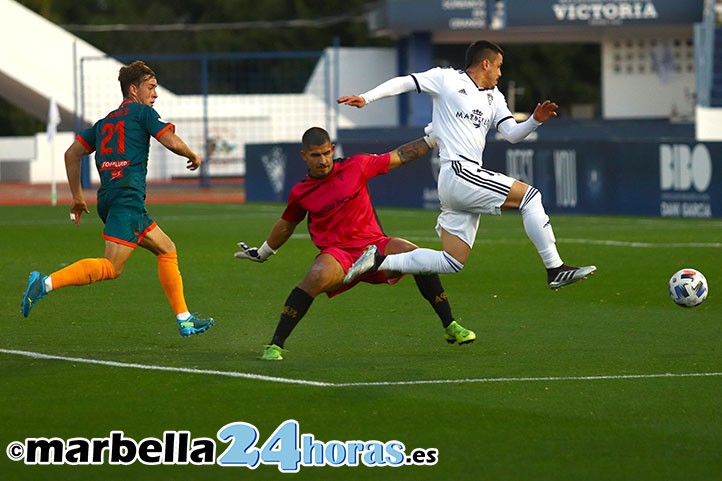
{"left": 444, "top": 319, "right": 476, "bottom": 345}
{"left": 21, "top": 271, "right": 49, "bottom": 318}
{"left": 343, "top": 245, "right": 384, "bottom": 284}
{"left": 177, "top": 313, "right": 215, "bottom": 337}
{"left": 547, "top": 265, "right": 597, "bottom": 290}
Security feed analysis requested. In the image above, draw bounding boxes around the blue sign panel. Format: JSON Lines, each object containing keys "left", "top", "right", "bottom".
{"left": 482, "top": 140, "right": 719, "bottom": 218}
{"left": 247, "top": 139, "right": 720, "bottom": 218}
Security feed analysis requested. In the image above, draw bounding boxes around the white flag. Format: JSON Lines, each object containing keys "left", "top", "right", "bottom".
{"left": 46, "top": 97, "right": 60, "bottom": 143}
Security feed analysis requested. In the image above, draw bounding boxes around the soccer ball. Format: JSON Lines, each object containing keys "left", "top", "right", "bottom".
{"left": 668, "top": 268, "right": 708, "bottom": 308}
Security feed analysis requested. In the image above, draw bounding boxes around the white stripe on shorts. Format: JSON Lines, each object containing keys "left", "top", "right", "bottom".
{"left": 451, "top": 161, "right": 510, "bottom": 197}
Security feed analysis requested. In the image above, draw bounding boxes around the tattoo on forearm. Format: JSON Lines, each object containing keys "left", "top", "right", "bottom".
{"left": 397, "top": 138, "right": 430, "bottom": 164}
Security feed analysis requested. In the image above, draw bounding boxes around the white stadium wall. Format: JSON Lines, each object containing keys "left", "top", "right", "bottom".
{"left": 601, "top": 29, "right": 697, "bottom": 119}
{"left": 0, "top": 0, "right": 122, "bottom": 130}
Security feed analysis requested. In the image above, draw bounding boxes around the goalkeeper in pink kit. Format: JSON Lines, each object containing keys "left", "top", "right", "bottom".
{"left": 235, "top": 127, "right": 475, "bottom": 360}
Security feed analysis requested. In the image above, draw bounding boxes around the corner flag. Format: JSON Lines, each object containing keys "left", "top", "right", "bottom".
{"left": 46, "top": 97, "right": 60, "bottom": 143}
{"left": 47, "top": 97, "right": 61, "bottom": 205}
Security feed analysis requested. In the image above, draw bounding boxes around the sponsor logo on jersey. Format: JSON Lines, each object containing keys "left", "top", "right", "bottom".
{"left": 455, "top": 109, "right": 490, "bottom": 129}
{"left": 315, "top": 189, "right": 362, "bottom": 217}
{"left": 99, "top": 160, "right": 131, "bottom": 171}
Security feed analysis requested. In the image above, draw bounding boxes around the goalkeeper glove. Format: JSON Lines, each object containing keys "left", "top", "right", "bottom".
{"left": 234, "top": 241, "right": 276, "bottom": 263}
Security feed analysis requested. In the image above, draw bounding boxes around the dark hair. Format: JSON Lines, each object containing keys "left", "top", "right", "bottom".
{"left": 465, "top": 41, "right": 504, "bottom": 68}
{"left": 302, "top": 127, "right": 331, "bottom": 149}
{"left": 118, "top": 60, "right": 156, "bottom": 97}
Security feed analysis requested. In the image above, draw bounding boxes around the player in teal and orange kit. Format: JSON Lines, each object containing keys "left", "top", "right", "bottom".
{"left": 21, "top": 60, "right": 214, "bottom": 337}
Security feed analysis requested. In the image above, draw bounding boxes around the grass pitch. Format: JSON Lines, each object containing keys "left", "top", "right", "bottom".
{"left": 1, "top": 202, "right": 720, "bottom": 480}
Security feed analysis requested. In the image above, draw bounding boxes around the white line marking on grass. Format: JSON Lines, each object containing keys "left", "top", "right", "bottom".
{"left": 395, "top": 236, "right": 722, "bottom": 248}
{"left": 562, "top": 238, "right": 722, "bottom": 249}
{"left": 332, "top": 371, "right": 722, "bottom": 387}
{"left": 0, "top": 349, "right": 333, "bottom": 387}
{"left": 3, "top": 349, "right": 722, "bottom": 387}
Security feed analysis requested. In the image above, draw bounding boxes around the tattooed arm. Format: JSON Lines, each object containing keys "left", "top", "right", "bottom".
{"left": 387, "top": 133, "right": 436, "bottom": 170}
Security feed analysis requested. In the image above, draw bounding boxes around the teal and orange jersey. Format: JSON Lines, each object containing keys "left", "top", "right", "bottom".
{"left": 77, "top": 101, "right": 174, "bottom": 200}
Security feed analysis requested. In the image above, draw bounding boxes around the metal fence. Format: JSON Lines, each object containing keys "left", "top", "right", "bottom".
{"left": 77, "top": 50, "right": 337, "bottom": 187}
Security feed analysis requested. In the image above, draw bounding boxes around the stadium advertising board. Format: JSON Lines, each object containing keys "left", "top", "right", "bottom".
{"left": 368, "top": 0, "right": 500, "bottom": 31}
{"left": 482, "top": 141, "right": 719, "bottom": 218}
{"left": 368, "top": 0, "right": 703, "bottom": 32}
{"left": 505, "top": 0, "right": 704, "bottom": 27}
{"left": 247, "top": 140, "right": 721, "bottom": 219}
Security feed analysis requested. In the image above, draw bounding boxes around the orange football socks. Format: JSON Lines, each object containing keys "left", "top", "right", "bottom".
{"left": 50, "top": 258, "right": 116, "bottom": 289}
{"left": 157, "top": 252, "right": 188, "bottom": 316}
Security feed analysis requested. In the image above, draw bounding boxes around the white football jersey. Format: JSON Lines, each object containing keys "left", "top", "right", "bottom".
{"left": 410, "top": 67, "right": 514, "bottom": 166}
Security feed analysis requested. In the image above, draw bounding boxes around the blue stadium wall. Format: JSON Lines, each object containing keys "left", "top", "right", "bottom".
{"left": 246, "top": 125, "right": 720, "bottom": 219}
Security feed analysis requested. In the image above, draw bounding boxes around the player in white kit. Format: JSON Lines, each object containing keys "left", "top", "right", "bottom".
{"left": 338, "top": 40, "right": 595, "bottom": 289}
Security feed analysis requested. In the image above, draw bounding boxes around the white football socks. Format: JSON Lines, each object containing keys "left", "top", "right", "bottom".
{"left": 519, "top": 186, "right": 563, "bottom": 269}
{"left": 375, "top": 185, "right": 562, "bottom": 274}
{"left": 379, "top": 248, "right": 463, "bottom": 274}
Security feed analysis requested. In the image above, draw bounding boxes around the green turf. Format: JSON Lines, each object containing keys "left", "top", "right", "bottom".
{"left": 1, "top": 203, "right": 720, "bottom": 480}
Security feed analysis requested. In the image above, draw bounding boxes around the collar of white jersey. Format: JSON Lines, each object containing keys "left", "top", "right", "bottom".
{"left": 463, "top": 70, "right": 495, "bottom": 92}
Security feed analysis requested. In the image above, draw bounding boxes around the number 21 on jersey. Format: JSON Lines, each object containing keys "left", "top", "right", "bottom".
{"left": 101, "top": 121, "right": 125, "bottom": 155}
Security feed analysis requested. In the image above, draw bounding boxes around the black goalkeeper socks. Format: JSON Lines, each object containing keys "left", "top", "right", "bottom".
{"left": 270, "top": 286, "right": 314, "bottom": 348}
{"left": 413, "top": 274, "right": 454, "bottom": 328}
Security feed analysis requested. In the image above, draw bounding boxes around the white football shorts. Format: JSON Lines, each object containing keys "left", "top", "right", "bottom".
{"left": 435, "top": 161, "right": 515, "bottom": 248}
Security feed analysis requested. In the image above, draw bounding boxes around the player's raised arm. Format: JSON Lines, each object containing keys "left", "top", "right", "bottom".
{"left": 337, "top": 76, "right": 417, "bottom": 108}
{"left": 496, "top": 101, "right": 558, "bottom": 144}
{"left": 387, "top": 125, "right": 438, "bottom": 170}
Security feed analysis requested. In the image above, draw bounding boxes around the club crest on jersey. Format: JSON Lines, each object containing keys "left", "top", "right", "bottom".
{"left": 487, "top": 92, "right": 494, "bottom": 105}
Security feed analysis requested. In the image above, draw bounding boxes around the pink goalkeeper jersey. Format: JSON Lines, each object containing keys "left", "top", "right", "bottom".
{"left": 281, "top": 153, "right": 391, "bottom": 250}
